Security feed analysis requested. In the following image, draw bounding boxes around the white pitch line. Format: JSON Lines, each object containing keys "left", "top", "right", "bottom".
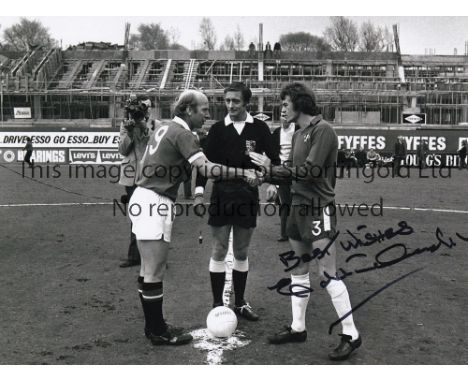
{"left": 382, "top": 206, "right": 468, "bottom": 214}
{"left": 413, "top": 207, "right": 468, "bottom": 214}
{"left": 383, "top": 206, "right": 412, "bottom": 211}
{"left": 190, "top": 229, "right": 246, "bottom": 365}
{"left": 206, "top": 229, "right": 234, "bottom": 364}
{"left": 223, "top": 230, "right": 234, "bottom": 306}
{"left": 1, "top": 199, "right": 468, "bottom": 215}
{"left": 0, "top": 202, "right": 113, "bottom": 207}
{"left": 191, "top": 328, "right": 250, "bottom": 365}
{"left": 1, "top": 201, "right": 468, "bottom": 214}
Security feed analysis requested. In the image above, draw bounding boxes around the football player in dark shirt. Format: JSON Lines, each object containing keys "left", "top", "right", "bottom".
{"left": 195, "top": 82, "right": 280, "bottom": 321}
{"left": 458, "top": 140, "right": 467, "bottom": 168}
{"left": 129, "top": 90, "right": 257, "bottom": 346}
{"left": 23, "top": 137, "right": 34, "bottom": 167}
{"left": 250, "top": 83, "right": 362, "bottom": 361}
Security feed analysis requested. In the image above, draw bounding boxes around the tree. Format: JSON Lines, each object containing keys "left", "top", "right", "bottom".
{"left": 359, "top": 21, "right": 392, "bottom": 52}
{"left": 199, "top": 17, "right": 217, "bottom": 50}
{"left": 219, "top": 35, "right": 235, "bottom": 51}
{"left": 168, "top": 27, "right": 180, "bottom": 47}
{"left": 129, "top": 24, "right": 186, "bottom": 50}
{"left": 2, "top": 18, "right": 55, "bottom": 51}
{"left": 233, "top": 25, "right": 245, "bottom": 50}
{"left": 130, "top": 23, "right": 169, "bottom": 50}
{"left": 279, "top": 32, "right": 331, "bottom": 52}
{"left": 167, "top": 27, "right": 187, "bottom": 50}
{"left": 169, "top": 42, "right": 188, "bottom": 50}
{"left": 324, "top": 16, "right": 359, "bottom": 52}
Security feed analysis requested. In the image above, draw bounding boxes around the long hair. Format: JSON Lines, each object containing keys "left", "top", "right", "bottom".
{"left": 280, "top": 83, "right": 318, "bottom": 116}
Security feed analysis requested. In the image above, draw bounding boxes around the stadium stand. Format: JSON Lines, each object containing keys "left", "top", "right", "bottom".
{"left": 1, "top": 44, "right": 468, "bottom": 129}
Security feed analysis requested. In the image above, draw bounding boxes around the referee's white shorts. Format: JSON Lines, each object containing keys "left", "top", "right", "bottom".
{"left": 128, "top": 187, "right": 174, "bottom": 242}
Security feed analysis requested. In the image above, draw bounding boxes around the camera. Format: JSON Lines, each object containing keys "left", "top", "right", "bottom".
{"left": 124, "top": 94, "right": 151, "bottom": 122}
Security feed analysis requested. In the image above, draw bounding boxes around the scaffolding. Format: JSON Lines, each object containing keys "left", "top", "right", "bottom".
{"left": 1, "top": 47, "right": 468, "bottom": 129}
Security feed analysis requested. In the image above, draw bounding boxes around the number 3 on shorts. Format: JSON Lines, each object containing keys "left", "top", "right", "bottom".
{"left": 311, "top": 220, "right": 322, "bottom": 236}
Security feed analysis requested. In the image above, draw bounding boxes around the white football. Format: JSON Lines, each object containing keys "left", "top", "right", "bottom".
{"left": 206, "top": 306, "right": 238, "bottom": 338}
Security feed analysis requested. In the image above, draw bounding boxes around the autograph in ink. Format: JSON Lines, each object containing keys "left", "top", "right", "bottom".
{"left": 269, "top": 220, "right": 465, "bottom": 291}
{"left": 267, "top": 221, "right": 467, "bottom": 333}
{"left": 327, "top": 267, "right": 424, "bottom": 335}
{"left": 340, "top": 220, "right": 414, "bottom": 252}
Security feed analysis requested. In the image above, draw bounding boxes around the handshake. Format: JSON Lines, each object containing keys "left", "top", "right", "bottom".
{"left": 243, "top": 168, "right": 264, "bottom": 187}
{"left": 193, "top": 152, "right": 274, "bottom": 217}
{"left": 244, "top": 152, "right": 272, "bottom": 187}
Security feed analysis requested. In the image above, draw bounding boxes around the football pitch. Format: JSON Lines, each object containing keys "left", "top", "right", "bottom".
{"left": 0, "top": 163, "right": 467, "bottom": 364}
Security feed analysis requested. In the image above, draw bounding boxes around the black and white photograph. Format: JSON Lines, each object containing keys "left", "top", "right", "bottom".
{"left": 0, "top": 1, "right": 467, "bottom": 375}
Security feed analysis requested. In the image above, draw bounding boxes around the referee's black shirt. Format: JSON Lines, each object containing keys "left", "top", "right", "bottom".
{"left": 196, "top": 113, "right": 280, "bottom": 187}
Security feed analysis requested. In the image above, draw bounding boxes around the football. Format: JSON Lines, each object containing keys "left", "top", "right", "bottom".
{"left": 206, "top": 306, "right": 238, "bottom": 338}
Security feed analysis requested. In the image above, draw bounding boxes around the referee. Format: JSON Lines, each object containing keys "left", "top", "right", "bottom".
{"left": 195, "top": 82, "right": 280, "bottom": 320}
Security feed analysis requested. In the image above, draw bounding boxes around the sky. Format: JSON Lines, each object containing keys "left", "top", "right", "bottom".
{"left": 1, "top": 2, "right": 468, "bottom": 55}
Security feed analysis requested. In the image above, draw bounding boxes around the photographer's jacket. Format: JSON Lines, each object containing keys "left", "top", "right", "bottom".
{"left": 118, "top": 120, "right": 152, "bottom": 187}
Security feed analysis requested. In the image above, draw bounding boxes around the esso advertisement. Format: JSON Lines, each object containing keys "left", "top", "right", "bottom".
{"left": 0, "top": 131, "right": 122, "bottom": 164}
{"left": 0, "top": 132, "right": 120, "bottom": 148}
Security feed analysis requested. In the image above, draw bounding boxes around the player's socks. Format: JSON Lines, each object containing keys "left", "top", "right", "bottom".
{"left": 290, "top": 273, "right": 310, "bottom": 332}
{"left": 326, "top": 279, "right": 359, "bottom": 340}
{"left": 141, "top": 282, "right": 166, "bottom": 336}
{"left": 209, "top": 258, "right": 226, "bottom": 306}
{"left": 137, "top": 276, "right": 149, "bottom": 334}
{"left": 232, "top": 258, "right": 249, "bottom": 306}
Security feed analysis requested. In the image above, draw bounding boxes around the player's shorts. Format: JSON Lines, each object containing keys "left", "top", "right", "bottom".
{"left": 286, "top": 202, "right": 337, "bottom": 242}
{"left": 208, "top": 180, "right": 259, "bottom": 229}
{"left": 129, "top": 187, "right": 174, "bottom": 242}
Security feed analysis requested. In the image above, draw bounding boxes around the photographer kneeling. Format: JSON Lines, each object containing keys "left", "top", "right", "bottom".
{"left": 119, "top": 94, "right": 158, "bottom": 268}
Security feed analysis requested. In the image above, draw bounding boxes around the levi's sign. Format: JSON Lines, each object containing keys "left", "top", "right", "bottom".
{"left": 70, "top": 150, "right": 98, "bottom": 162}
{"left": 99, "top": 150, "right": 122, "bottom": 162}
